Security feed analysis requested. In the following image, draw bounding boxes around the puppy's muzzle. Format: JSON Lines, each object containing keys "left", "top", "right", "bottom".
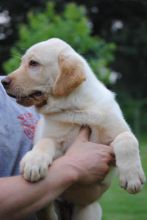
{"left": 1, "top": 77, "right": 12, "bottom": 89}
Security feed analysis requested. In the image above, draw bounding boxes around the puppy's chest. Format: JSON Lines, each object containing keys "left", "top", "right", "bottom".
{"left": 41, "top": 121, "right": 82, "bottom": 152}
{"left": 41, "top": 119, "right": 112, "bottom": 153}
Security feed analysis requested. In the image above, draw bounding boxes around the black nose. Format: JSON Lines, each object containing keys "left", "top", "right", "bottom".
{"left": 1, "top": 77, "right": 12, "bottom": 89}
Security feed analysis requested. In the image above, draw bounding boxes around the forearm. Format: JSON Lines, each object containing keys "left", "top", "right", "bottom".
{"left": 0, "top": 157, "right": 77, "bottom": 220}
{"left": 0, "top": 127, "right": 114, "bottom": 220}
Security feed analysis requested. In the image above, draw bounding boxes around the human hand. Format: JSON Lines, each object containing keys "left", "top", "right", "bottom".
{"left": 62, "top": 126, "right": 115, "bottom": 184}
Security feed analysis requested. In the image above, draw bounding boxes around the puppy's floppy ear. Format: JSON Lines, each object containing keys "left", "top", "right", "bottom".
{"left": 52, "top": 52, "right": 86, "bottom": 97}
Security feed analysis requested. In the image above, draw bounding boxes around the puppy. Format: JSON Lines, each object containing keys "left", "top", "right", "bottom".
{"left": 2, "top": 38, "right": 145, "bottom": 220}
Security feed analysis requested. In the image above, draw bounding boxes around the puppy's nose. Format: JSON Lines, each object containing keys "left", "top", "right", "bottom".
{"left": 1, "top": 77, "right": 12, "bottom": 89}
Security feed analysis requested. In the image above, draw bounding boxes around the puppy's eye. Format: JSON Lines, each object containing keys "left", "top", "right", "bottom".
{"left": 29, "top": 60, "right": 39, "bottom": 67}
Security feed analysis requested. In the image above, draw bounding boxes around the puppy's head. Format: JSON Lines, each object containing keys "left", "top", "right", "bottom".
{"left": 2, "top": 38, "right": 86, "bottom": 108}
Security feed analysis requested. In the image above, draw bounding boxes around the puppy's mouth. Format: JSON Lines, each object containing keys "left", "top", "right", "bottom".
{"left": 8, "top": 91, "right": 48, "bottom": 107}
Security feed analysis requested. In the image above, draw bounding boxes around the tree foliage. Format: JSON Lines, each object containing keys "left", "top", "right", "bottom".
{"left": 3, "top": 2, "right": 115, "bottom": 84}
{"left": 1, "top": 0, "right": 147, "bottom": 98}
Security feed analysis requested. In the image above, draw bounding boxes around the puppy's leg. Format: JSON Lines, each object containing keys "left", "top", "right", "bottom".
{"left": 20, "top": 138, "right": 56, "bottom": 182}
{"left": 111, "top": 131, "right": 146, "bottom": 193}
{"left": 72, "top": 202, "right": 102, "bottom": 220}
{"left": 37, "top": 203, "right": 58, "bottom": 220}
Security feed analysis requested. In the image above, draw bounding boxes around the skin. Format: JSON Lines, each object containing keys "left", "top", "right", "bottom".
{"left": 0, "top": 127, "right": 114, "bottom": 220}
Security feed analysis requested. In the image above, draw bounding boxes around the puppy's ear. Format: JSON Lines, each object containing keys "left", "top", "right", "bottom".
{"left": 52, "top": 52, "right": 86, "bottom": 97}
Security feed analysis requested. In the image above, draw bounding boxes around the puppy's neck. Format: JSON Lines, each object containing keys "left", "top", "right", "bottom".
{"left": 36, "top": 66, "right": 114, "bottom": 116}
{"left": 36, "top": 92, "right": 83, "bottom": 116}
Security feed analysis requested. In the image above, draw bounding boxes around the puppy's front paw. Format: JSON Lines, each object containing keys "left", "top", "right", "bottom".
{"left": 119, "top": 165, "right": 146, "bottom": 194}
{"left": 20, "top": 151, "right": 53, "bottom": 182}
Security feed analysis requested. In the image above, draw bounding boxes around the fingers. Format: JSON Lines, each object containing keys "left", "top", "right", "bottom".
{"left": 100, "top": 146, "right": 115, "bottom": 166}
{"left": 97, "top": 144, "right": 114, "bottom": 156}
{"left": 95, "top": 145, "right": 115, "bottom": 166}
{"left": 107, "top": 154, "right": 116, "bottom": 166}
{"left": 77, "top": 126, "right": 91, "bottom": 142}
{"left": 96, "top": 164, "right": 110, "bottom": 182}
{"left": 106, "top": 148, "right": 115, "bottom": 166}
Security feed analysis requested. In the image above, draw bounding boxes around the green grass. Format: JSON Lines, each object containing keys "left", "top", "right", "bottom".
{"left": 100, "top": 137, "right": 147, "bottom": 220}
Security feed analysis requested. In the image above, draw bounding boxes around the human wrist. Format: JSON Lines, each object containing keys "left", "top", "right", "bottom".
{"left": 52, "top": 156, "right": 79, "bottom": 185}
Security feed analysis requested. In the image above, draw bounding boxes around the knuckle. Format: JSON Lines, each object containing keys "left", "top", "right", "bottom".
{"left": 103, "top": 165, "right": 109, "bottom": 175}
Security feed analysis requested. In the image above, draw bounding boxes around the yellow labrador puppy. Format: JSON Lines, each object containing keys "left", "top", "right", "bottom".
{"left": 2, "top": 38, "right": 145, "bottom": 220}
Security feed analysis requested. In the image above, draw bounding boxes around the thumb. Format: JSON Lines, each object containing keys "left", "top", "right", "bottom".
{"left": 77, "top": 126, "right": 91, "bottom": 142}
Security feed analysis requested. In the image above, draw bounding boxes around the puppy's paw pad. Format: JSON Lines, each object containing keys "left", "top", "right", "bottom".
{"left": 20, "top": 151, "right": 53, "bottom": 182}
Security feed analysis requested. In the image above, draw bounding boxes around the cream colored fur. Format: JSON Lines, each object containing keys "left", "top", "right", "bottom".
{"left": 5, "top": 38, "right": 145, "bottom": 220}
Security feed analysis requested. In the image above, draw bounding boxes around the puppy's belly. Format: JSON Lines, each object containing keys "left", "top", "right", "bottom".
{"left": 60, "top": 125, "right": 113, "bottom": 152}
{"left": 61, "top": 182, "right": 110, "bottom": 206}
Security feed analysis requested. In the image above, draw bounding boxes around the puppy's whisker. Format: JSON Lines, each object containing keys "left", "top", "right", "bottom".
{"left": 14, "top": 87, "right": 24, "bottom": 99}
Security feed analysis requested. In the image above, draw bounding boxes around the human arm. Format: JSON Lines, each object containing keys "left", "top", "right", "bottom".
{"left": 0, "top": 127, "right": 114, "bottom": 220}
{"left": 0, "top": 160, "right": 76, "bottom": 220}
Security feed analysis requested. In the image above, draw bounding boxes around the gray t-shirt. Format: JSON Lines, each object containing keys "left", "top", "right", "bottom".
{"left": 0, "top": 77, "right": 39, "bottom": 219}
